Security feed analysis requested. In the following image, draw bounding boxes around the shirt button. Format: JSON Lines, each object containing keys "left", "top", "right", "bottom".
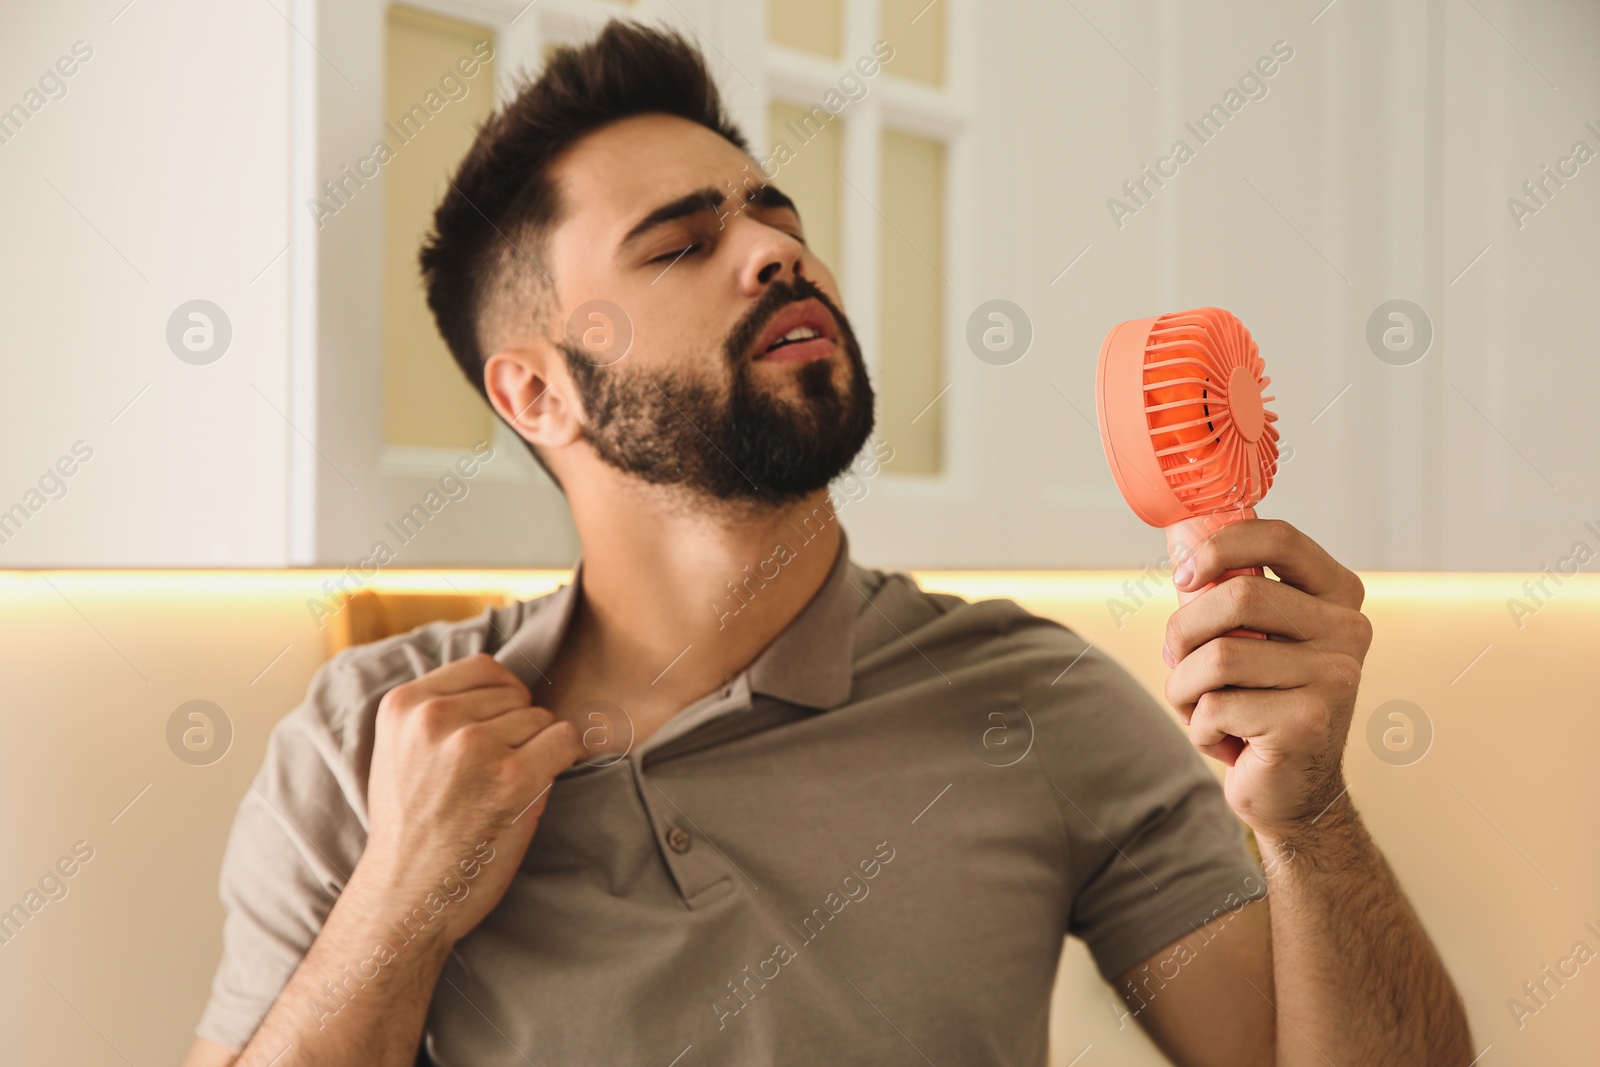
{"left": 666, "top": 826, "right": 692, "bottom": 853}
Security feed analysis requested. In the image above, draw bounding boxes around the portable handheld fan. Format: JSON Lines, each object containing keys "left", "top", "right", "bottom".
{"left": 1095, "top": 307, "right": 1279, "bottom": 637}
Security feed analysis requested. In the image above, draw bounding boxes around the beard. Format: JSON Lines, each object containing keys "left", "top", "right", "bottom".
{"left": 561, "top": 275, "right": 876, "bottom": 507}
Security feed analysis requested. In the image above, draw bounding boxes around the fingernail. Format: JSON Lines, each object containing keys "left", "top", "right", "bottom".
{"left": 1173, "top": 562, "right": 1194, "bottom": 588}
{"left": 1162, "top": 643, "right": 1176, "bottom": 667}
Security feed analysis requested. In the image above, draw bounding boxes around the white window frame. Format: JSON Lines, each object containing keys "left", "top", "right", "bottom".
{"left": 291, "top": 0, "right": 996, "bottom": 566}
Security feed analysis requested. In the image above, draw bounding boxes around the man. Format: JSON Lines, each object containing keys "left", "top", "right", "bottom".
{"left": 184, "top": 22, "right": 1470, "bottom": 1067}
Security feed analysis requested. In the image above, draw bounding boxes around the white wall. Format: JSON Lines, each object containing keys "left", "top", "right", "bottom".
{"left": 0, "top": 2, "right": 292, "bottom": 565}
{"left": 870, "top": 0, "right": 1600, "bottom": 572}
{"left": 3, "top": 0, "right": 1596, "bottom": 571}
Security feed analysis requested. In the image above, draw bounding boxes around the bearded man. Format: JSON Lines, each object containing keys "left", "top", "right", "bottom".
{"left": 185, "top": 22, "right": 1470, "bottom": 1067}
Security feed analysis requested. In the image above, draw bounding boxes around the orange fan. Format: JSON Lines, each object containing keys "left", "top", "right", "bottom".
{"left": 1095, "top": 307, "right": 1279, "bottom": 634}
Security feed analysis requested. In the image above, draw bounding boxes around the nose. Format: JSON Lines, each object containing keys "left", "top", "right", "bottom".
{"left": 734, "top": 220, "right": 806, "bottom": 297}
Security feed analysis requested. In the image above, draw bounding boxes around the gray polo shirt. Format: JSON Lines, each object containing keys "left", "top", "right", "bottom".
{"left": 197, "top": 528, "right": 1260, "bottom": 1065}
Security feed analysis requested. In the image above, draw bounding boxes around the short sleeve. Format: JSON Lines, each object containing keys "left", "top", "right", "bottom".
{"left": 194, "top": 659, "right": 374, "bottom": 1050}
{"left": 1027, "top": 639, "right": 1263, "bottom": 983}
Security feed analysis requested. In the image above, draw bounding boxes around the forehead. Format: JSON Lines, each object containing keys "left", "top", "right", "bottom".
{"left": 548, "top": 113, "right": 756, "bottom": 247}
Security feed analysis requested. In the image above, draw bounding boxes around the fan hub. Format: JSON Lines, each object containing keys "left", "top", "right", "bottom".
{"left": 1227, "top": 365, "right": 1266, "bottom": 442}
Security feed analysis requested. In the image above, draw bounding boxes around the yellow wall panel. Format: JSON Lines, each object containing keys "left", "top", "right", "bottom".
{"left": 878, "top": 129, "right": 945, "bottom": 474}
{"left": 768, "top": 100, "right": 844, "bottom": 285}
{"left": 881, "top": 0, "right": 946, "bottom": 85}
{"left": 382, "top": 5, "right": 499, "bottom": 449}
{"left": 768, "top": 0, "right": 842, "bottom": 57}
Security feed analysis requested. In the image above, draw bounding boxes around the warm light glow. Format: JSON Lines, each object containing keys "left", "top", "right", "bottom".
{"left": 4, "top": 570, "right": 1592, "bottom": 604}
{"left": 0, "top": 569, "right": 572, "bottom": 601}
{"left": 911, "top": 570, "right": 1600, "bottom": 603}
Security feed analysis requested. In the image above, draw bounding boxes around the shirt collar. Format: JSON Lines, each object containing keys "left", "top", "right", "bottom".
{"left": 492, "top": 526, "right": 859, "bottom": 712}
{"left": 747, "top": 525, "right": 857, "bottom": 710}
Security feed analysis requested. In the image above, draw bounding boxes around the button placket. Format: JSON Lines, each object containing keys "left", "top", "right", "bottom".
{"left": 631, "top": 682, "right": 752, "bottom": 907}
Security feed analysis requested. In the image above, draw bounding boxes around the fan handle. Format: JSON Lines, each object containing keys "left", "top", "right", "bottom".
{"left": 1164, "top": 508, "right": 1267, "bottom": 640}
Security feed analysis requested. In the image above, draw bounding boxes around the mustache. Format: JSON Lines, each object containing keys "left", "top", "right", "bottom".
{"left": 723, "top": 275, "right": 847, "bottom": 365}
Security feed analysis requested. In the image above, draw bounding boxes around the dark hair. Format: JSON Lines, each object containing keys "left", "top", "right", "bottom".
{"left": 418, "top": 21, "right": 749, "bottom": 480}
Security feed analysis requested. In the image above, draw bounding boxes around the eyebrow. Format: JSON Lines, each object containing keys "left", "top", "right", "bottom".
{"left": 619, "top": 183, "right": 801, "bottom": 248}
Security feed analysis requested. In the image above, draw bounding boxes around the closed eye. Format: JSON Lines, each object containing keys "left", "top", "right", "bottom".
{"left": 651, "top": 244, "right": 699, "bottom": 265}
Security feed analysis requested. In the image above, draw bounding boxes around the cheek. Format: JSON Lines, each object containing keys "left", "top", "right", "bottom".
{"left": 631, "top": 302, "right": 735, "bottom": 380}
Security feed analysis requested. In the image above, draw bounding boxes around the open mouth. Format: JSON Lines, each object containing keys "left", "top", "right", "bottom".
{"left": 751, "top": 299, "right": 838, "bottom": 364}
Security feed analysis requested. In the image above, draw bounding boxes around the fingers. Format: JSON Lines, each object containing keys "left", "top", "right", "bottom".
{"left": 1175, "top": 518, "right": 1364, "bottom": 611}
{"left": 1165, "top": 575, "right": 1357, "bottom": 659}
{"left": 444, "top": 684, "right": 544, "bottom": 723}
{"left": 459, "top": 716, "right": 584, "bottom": 828}
{"left": 380, "top": 654, "right": 534, "bottom": 731}
{"left": 1187, "top": 687, "right": 1302, "bottom": 747}
{"left": 512, "top": 719, "right": 588, "bottom": 783}
{"left": 1165, "top": 637, "right": 1359, "bottom": 713}
{"left": 407, "top": 653, "right": 531, "bottom": 701}
{"left": 1186, "top": 687, "right": 1343, "bottom": 777}
{"left": 476, "top": 704, "right": 558, "bottom": 747}
{"left": 477, "top": 721, "right": 583, "bottom": 836}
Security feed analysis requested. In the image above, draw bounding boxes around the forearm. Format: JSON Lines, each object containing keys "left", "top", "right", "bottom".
{"left": 234, "top": 862, "right": 452, "bottom": 1067}
{"left": 1257, "top": 798, "right": 1472, "bottom": 1065}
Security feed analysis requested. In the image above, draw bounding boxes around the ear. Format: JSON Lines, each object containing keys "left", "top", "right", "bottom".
{"left": 483, "top": 347, "right": 583, "bottom": 451}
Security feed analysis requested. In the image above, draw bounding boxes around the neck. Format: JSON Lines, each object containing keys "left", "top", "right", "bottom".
{"left": 550, "top": 480, "right": 843, "bottom": 720}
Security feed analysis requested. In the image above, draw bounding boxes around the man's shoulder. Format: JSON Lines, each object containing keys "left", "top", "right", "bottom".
{"left": 278, "top": 592, "right": 557, "bottom": 756}
{"left": 849, "top": 559, "right": 1086, "bottom": 647}
{"left": 846, "top": 561, "right": 1098, "bottom": 687}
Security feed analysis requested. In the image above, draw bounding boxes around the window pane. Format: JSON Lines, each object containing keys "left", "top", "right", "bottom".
{"left": 878, "top": 129, "right": 945, "bottom": 475}
{"left": 382, "top": 5, "right": 498, "bottom": 449}
{"left": 880, "top": 0, "right": 945, "bottom": 85}
{"left": 768, "top": 0, "right": 842, "bottom": 57}
{"left": 768, "top": 101, "right": 843, "bottom": 285}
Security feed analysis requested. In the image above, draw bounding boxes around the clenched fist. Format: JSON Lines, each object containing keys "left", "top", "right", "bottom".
{"left": 360, "top": 653, "right": 588, "bottom": 948}
{"left": 1160, "top": 518, "right": 1373, "bottom": 841}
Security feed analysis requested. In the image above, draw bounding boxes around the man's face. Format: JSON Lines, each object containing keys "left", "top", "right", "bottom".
{"left": 540, "top": 113, "right": 875, "bottom": 506}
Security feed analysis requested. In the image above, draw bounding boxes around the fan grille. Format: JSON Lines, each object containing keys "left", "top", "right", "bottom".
{"left": 1142, "top": 307, "right": 1279, "bottom": 513}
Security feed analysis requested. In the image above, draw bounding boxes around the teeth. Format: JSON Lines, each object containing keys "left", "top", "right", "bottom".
{"left": 780, "top": 326, "right": 820, "bottom": 343}
{"left": 761, "top": 323, "right": 825, "bottom": 356}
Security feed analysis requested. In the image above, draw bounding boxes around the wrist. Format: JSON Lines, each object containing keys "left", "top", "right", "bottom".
{"left": 1252, "top": 787, "right": 1368, "bottom": 875}
{"left": 341, "top": 854, "right": 462, "bottom": 962}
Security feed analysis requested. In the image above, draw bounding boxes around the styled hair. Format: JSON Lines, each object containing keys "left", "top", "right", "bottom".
{"left": 418, "top": 20, "right": 748, "bottom": 474}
